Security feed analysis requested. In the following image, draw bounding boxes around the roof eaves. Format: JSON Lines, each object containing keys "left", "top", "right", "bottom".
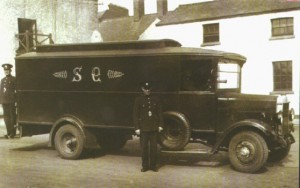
{"left": 157, "top": 3, "right": 300, "bottom": 26}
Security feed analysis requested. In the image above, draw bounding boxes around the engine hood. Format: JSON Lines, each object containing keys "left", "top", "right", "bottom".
{"left": 218, "top": 93, "right": 277, "bottom": 114}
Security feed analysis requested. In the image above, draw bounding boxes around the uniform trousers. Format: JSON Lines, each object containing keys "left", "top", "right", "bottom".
{"left": 2, "top": 103, "right": 16, "bottom": 137}
{"left": 140, "top": 131, "right": 158, "bottom": 169}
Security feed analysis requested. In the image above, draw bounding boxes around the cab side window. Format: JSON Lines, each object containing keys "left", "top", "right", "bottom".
{"left": 181, "top": 61, "right": 213, "bottom": 91}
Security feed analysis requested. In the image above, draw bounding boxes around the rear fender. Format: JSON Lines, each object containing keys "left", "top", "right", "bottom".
{"left": 49, "top": 115, "right": 98, "bottom": 149}
{"left": 211, "top": 119, "right": 275, "bottom": 153}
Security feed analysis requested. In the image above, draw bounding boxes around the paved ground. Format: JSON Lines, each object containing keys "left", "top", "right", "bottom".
{"left": 0, "top": 122, "right": 299, "bottom": 188}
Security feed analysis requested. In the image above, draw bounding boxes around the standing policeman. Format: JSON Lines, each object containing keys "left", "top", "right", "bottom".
{"left": 0, "top": 64, "right": 17, "bottom": 139}
{"left": 133, "top": 82, "right": 163, "bottom": 172}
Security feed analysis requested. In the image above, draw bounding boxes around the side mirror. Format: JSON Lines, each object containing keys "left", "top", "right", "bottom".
{"left": 217, "top": 80, "right": 227, "bottom": 83}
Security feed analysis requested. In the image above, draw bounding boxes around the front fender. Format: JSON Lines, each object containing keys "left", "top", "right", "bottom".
{"left": 211, "top": 119, "right": 275, "bottom": 153}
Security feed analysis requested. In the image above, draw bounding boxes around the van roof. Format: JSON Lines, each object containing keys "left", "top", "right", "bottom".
{"left": 35, "top": 39, "right": 182, "bottom": 52}
{"left": 16, "top": 39, "right": 246, "bottom": 63}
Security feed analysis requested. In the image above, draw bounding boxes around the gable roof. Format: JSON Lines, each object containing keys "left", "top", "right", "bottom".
{"left": 99, "top": 14, "right": 157, "bottom": 42}
{"left": 157, "top": 0, "right": 300, "bottom": 26}
{"left": 98, "top": 4, "right": 129, "bottom": 22}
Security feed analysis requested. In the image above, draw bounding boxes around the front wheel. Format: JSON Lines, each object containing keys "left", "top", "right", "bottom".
{"left": 54, "top": 125, "right": 84, "bottom": 159}
{"left": 228, "top": 131, "right": 268, "bottom": 173}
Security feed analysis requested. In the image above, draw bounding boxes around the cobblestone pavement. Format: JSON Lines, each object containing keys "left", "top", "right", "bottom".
{"left": 0, "top": 122, "right": 299, "bottom": 188}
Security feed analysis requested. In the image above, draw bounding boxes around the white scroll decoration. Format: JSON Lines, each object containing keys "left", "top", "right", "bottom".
{"left": 107, "top": 70, "right": 124, "bottom": 79}
{"left": 53, "top": 71, "right": 68, "bottom": 79}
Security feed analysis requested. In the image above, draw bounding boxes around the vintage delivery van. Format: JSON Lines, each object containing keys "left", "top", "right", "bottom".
{"left": 15, "top": 39, "right": 295, "bottom": 173}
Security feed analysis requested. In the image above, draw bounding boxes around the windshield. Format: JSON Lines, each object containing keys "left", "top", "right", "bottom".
{"left": 217, "top": 62, "right": 241, "bottom": 89}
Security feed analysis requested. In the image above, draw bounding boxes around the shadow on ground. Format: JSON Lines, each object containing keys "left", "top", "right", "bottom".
{"left": 159, "top": 151, "right": 229, "bottom": 167}
{"left": 11, "top": 142, "right": 52, "bottom": 151}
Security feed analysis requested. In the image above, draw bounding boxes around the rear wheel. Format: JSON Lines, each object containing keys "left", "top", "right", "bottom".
{"left": 229, "top": 131, "right": 268, "bottom": 173}
{"left": 159, "top": 112, "right": 191, "bottom": 150}
{"left": 54, "top": 125, "right": 84, "bottom": 159}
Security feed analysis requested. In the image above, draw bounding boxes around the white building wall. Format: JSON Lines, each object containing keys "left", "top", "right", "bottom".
{"left": 140, "top": 10, "right": 300, "bottom": 115}
{"left": 0, "top": 0, "right": 98, "bottom": 117}
{"left": 0, "top": 0, "right": 98, "bottom": 79}
{"left": 0, "top": 0, "right": 24, "bottom": 75}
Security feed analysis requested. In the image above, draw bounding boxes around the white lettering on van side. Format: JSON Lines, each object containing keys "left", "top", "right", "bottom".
{"left": 72, "top": 66, "right": 82, "bottom": 82}
{"left": 92, "top": 67, "right": 101, "bottom": 82}
{"left": 107, "top": 70, "right": 124, "bottom": 79}
{"left": 53, "top": 70, "right": 67, "bottom": 79}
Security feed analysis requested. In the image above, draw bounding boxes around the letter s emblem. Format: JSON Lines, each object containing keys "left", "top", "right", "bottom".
{"left": 72, "top": 66, "right": 82, "bottom": 82}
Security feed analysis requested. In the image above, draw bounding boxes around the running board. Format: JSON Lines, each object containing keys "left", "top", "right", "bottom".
{"left": 160, "top": 149, "right": 210, "bottom": 155}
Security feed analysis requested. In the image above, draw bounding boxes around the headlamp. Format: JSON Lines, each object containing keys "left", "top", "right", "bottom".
{"left": 277, "top": 111, "right": 283, "bottom": 124}
{"left": 289, "top": 108, "right": 295, "bottom": 121}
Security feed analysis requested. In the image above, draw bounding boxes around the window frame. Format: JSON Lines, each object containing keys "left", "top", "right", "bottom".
{"left": 180, "top": 60, "right": 214, "bottom": 92}
{"left": 272, "top": 60, "right": 293, "bottom": 94}
{"left": 216, "top": 59, "right": 242, "bottom": 93}
{"left": 202, "top": 23, "right": 220, "bottom": 46}
{"left": 271, "top": 17, "right": 294, "bottom": 40}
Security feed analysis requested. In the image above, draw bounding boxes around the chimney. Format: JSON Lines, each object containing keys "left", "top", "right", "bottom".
{"left": 134, "top": 0, "right": 145, "bottom": 22}
{"left": 157, "top": 0, "right": 168, "bottom": 18}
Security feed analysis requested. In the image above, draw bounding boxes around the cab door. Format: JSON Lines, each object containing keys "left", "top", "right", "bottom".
{"left": 179, "top": 92, "right": 216, "bottom": 131}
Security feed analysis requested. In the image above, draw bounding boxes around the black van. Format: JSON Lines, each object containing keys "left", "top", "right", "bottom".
{"left": 15, "top": 39, "right": 295, "bottom": 173}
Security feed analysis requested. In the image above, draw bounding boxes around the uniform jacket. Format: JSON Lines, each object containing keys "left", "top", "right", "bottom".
{"left": 133, "top": 94, "right": 163, "bottom": 132}
{"left": 0, "top": 75, "right": 16, "bottom": 104}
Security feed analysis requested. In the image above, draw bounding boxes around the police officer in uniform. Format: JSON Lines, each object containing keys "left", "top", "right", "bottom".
{"left": 133, "top": 82, "right": 163, "bottom": 172}
{"left": 0, "top": 64, "right": 17, "bottom": 139}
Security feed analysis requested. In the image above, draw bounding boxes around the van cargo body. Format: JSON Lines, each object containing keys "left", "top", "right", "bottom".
{"left": 15, "top": 39, "right": 295, "bottom": 173}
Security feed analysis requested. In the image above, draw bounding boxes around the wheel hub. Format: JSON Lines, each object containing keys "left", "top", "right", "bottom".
{"left": 63, "top": 136, "right": 77, "bottom": 152}
{"left": 240, "top": 146, "right": 250, "bottom": 157}
{"left": 236, "top": 141, "right": 255, "bottom": 163}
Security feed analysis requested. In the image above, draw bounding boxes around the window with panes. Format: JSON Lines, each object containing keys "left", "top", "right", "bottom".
{"left": 273, "top": 61, "right": 293, "bottom": 91}
{"left": 203, "top": 23, "right": 219, "bottom": 43}
{"left": 271, "top": 17, "right": 294, "bottom": 37}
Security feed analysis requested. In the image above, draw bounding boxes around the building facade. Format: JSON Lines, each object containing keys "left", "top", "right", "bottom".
{"left": 0, "top": 0, "right": 98, "bottom": 77}
{"left": 138, "top": 0, "right": 300, "bottom": 116}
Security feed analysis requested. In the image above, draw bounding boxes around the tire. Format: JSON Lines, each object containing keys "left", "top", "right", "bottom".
{"left": 159, "top": 112, "right": 191, "bottom": 150}
{"left": 54, "top": 124, "right": 84, "bottom": 159}
{"left": 229, "top": 131, "right": 268, "bottom": 173}
{"left": 98, "top": 132, "right": 127, "bottom": 151}
{"left": 268, "top": 144, "right": 291, "bottom": 162}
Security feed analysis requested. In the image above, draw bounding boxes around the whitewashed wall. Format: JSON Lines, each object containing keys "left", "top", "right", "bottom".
{"left": 140, "top": 10, "right": 300, "bottom": 114}
{"left": 0, "top": 0, "right": 98, "bottom": 79}
{"left": 0, "top": 0, "right": 98, "bottom": 119}
{"left": 0, "top": 1, "right": 24, "bottom": 76}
